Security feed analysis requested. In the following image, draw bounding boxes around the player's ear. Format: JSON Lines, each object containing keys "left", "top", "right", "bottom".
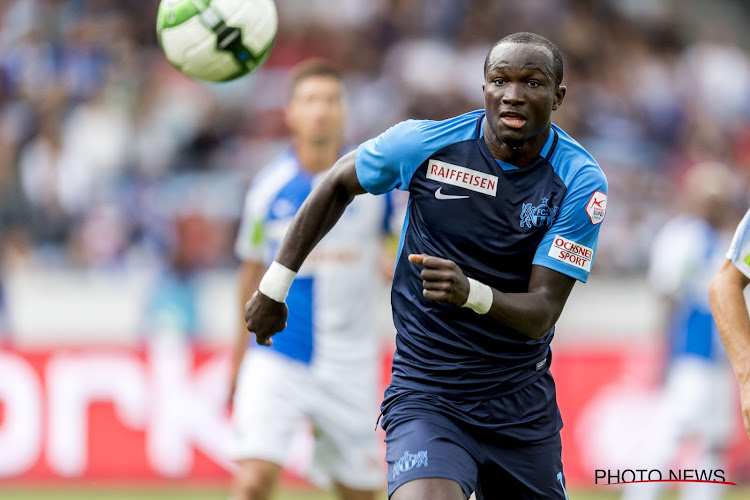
{"left": 482, "top": 82, "right": 486, "bottom": 92}
{"left": 552, "top": 85, "right": 566, "bottom": 111}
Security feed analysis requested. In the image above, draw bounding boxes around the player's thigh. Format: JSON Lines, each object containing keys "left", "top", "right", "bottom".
{"left": 391, "top": 478, "right": 466, "bottom": 500}
{"left": 310, "top": 366, "right": 383, "bottom": 491}
{"left": 476, "top": 432, "right": 568, "bottom": 500}
{"left": 383, "top": 411, "right": 477, "bottom": 499}
{"left": 229, "top": 349, "right": 307, "bottom": 464}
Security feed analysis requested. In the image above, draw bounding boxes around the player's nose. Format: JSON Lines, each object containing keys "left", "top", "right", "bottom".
{"left": 501, "top": 83, "right": 525, "bottom": 105}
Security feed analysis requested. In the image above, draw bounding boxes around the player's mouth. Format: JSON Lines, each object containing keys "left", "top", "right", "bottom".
{"left": 499, "top": 112, "right": 527, "bottom": 129}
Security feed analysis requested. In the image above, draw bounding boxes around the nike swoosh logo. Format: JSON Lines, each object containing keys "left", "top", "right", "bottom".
{"left": 435, "top": 187, "right": 469, "bottom": 200}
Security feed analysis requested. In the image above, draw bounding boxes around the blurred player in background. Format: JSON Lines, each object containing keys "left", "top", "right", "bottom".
{"left": 623, "top": 162, "right": 739, "bottom": 500}
{"left": 245, "top": 33, "right": 607, "bottom": 499}
{"left": 228, "top": 60, "right": 396, "bottom": 500}
{"left": 711, "top": 208, "right": 750, "bottom": 440}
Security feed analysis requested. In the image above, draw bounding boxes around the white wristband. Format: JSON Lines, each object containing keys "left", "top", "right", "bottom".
{"left": 462, "top": 277, "right": 493, "bottom": 315}
{"left": 258, "top": 261, "right": 297, "bottom": 303}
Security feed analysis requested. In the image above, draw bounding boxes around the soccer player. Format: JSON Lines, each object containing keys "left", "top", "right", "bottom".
{"left": 622, "top": 162, "right": 737, "bottom": 500}
{"left": 228, "top": 60, "right": 393, "bottom": 500}
{"left": 710, "top": 207, "right": 750, "bottom": 440}
{"left": 245, "top": 33, "right": 608, "bottom": 499}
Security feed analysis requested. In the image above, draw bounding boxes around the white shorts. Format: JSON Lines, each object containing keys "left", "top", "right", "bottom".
{"left": 228, "top": 348, "right": 383, "bottom": 490}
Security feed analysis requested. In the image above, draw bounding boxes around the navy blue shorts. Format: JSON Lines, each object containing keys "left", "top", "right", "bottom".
{"left": 380, "top": 371, "right": 568, "bottom": 499}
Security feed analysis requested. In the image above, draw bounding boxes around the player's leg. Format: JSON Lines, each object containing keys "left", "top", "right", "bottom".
{"left": 621, "top": 357, "right": 716, "bottom": 500}
{"left": 231, "top": 459, "right": 282, "bottom": 500}
{"left": 472, "top": 370, "right": 568, "bottom": 499}
{"left": 228, "top": 349, "right": 306, "bottom": 500}
{"left": 391, "top": 478, "right": 466, "bottom": 500}
{"left": 475, "top": 432, "right": 568, "bottom": 500}
{"left": 381, "top": 399, "right": 478, "bottom": 500}
{"left": 679, "top": 361, "right": 733, "bottom": 500}
{"left": 308, "top": 362, "right": 383, "bottom": 500}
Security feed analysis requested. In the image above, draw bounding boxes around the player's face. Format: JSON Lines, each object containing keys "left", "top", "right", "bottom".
{"left": 286, "top": 75, "right": 344, "bottom": 145}
{"left": 483, "top": 43, "right": 565, "bottom": 145}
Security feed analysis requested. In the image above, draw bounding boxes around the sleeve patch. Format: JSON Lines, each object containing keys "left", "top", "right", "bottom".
{"left": 547, "top": 235, "right": 593, "bottom": 271}
{"left": 586, "top": 191, "right": 607, "bottom": 225}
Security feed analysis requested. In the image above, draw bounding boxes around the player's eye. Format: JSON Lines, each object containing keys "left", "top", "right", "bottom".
{"left": 527, "top": 80, "right": 541, "bottom": 87}
{"left": 493, "top": 78, "right": 505, "bottom": 85}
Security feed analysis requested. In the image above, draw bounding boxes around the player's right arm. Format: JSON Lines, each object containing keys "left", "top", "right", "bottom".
{"left": 246, "top": 117, "right": 474, "bottom": 344}
{"left": 244, "top": 150, "right": 366, "bottom": 345}
{"left": 710, "top": 208, "right": 750, "bottom": 439}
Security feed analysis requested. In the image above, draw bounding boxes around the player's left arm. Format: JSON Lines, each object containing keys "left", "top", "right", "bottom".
{"left": 410, "top": 254, "right": 574, "bottom": 339}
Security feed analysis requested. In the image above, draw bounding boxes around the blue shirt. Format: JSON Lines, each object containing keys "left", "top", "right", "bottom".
{"left": 356, "top": 110, "right": 608, "bottom": 399}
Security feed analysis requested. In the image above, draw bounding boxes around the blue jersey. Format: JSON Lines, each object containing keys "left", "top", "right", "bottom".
{"left": 356, "top": 110, "right": 608, "bottom": 399}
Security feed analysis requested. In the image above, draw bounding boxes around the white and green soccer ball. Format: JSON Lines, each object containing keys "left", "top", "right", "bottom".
{"left": 156, "top": 0, "right": 277, "bottom": 82}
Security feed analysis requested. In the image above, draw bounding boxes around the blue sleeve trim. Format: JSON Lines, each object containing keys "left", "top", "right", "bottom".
{"left": 532, "top": 255, "right": 589, "bottom": 283}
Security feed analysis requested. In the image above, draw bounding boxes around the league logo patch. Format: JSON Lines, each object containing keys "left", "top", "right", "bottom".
{"left": 393, "top": 450, "right": 428, "bottom": 479}
{"left": 586, "top": 191, "right": 607, "bottom": 225}
{"left": 520, "top": 197, "right": 558, "bottom": 228}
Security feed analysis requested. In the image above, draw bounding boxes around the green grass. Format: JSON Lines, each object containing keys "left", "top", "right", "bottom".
{"left": 1, "top": 489, "right": 748, "bottom": 500}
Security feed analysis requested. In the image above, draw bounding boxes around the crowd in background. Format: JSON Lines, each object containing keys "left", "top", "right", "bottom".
{"left": 1, "top": 0, "right": 750, "bottom": 280}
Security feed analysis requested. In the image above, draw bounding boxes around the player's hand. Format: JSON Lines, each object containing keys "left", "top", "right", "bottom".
{"left": 244, "top": 291, "right": 288, "bottom": 346}
{"left": 408, "top": 254, "right": 470, "bottom": 307}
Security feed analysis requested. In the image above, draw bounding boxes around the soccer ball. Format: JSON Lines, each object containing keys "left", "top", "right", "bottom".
{"left": 156, "top": 0, "right": 278, "bottom": 82}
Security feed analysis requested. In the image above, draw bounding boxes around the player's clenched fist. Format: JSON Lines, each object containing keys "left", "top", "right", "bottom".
{"left": 409, "top": 254, "right": 471, "bottom": 306}
{"left": 244, "top": 291, "right": 288, "bottom": 346}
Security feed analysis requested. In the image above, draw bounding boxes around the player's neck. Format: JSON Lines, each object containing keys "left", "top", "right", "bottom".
{"left": 484, "top": 123, "right": 551, "bottom": 169}
{"left": 295, "top": 139, "right": 342, "bottom": 174}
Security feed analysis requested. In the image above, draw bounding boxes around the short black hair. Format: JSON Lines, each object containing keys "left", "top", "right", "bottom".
{"left": 289, "top": 58, "right": 343, "bottom": 96}
{"left": 484, "top": 32, "right": 563, "bottom": 87}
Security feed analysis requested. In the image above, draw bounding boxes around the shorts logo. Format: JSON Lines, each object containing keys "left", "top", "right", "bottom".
{"left": 521, "top": 197, "right": 558, "bottom": 228}
{"left": 393, "top": 450, "right": 428, "bottom": 478}
{"left": 426, "top": 159, "right": 498, "bottom": 196}
{"left": 535, "top": 357, "right": 547, "bottom": 371}
{"left": 586, "top": 191, "right": 607, "bottom": 225}
{"left": 548, "top": 235, "right": 593, "bottom": 272}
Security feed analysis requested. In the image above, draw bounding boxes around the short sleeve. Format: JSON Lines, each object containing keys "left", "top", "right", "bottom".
{"left": 354, "top": 111, "right": 483, "bottom": 195}
{"left": 532, "top": 165, "right": 608, "bottom": 282}
{"left": 234, "top": 187, "right": 269, "bottom": 263}
{"left": 354, "top": 120, "right": 427, "bottom": 194}
{"left": 727, "top": 208, "right": 750, "bottom": 279}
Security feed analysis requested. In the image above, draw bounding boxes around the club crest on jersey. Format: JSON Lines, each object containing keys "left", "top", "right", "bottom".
{"left": 520, "top": 198, "right": 558, "bottom": 228}
{"left": 393, "top": 450, "right": 428, "bottom": 478}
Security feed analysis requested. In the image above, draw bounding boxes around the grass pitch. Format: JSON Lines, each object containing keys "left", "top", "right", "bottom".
{"left": 1, "top": 489, "right": 750, "bottom": 500}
